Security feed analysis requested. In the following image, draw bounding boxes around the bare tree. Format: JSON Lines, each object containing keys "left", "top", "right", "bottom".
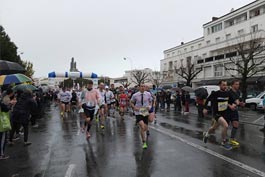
{"left": 121, "top": 81, "right": 131, "bottom": 88}
{"left": 175, "top": 61, "right": 203, "bottom": 87}
{"left": 150, "top": 71, "right": 164, "bottom": 88}
{"left": 224, "top": 34, "right": 265, "bottom": 101}
{"left": 131, "top": 70, "right": 151, "bottom": 86}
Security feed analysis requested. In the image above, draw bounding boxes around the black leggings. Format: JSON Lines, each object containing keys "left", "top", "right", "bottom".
{"left": 10, "top": 122, "right": 29, "bottom": 142}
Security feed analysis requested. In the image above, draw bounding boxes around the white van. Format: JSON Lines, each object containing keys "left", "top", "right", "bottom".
{"left": 197, "top": 85, "right": 219, "bottom": 96}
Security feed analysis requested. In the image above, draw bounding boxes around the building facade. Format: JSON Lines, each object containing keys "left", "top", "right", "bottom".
{"left": 110, "top": 68, "right": 161, "bottom": 88}
{"left": 161, "top": 0, "right": 265, "bottom": 89}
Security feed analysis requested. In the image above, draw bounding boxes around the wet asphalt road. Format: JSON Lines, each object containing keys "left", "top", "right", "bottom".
{"left": 0, "top": 103, "right": 265, "bottom": 177}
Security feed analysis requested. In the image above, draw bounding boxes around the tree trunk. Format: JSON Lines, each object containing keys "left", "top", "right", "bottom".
{"left": 186, "top": 80, "right": 192, "bottom": 87}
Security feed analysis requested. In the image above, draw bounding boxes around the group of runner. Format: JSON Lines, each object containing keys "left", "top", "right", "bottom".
{"left": 202, "top": 79, "right": 244, "bottom": 150}
{"left": 56, "top": 81, "right": 157, "bottom": 149}
{"left": 56, "top": 79, "right": 245, "bottom": 150}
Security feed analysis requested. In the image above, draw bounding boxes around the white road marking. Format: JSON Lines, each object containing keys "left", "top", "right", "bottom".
{"left": 253, "top": 116, "right": 264, "bottom": 123}
{"left": 150, "top": 125, "right": 265, "bottom": 177}
{"left": 65, "top": 164, "right": 76, "bottom": 177}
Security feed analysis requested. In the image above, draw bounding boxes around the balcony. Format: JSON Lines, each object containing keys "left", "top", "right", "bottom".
{"left": 205, "top": 57, "right": 214, "bottom": 62}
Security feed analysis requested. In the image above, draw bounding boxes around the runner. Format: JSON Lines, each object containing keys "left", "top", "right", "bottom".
{"left": 70, "top": 89, "right": 78, "bottom": 113}
{"left": 105, "top": 86, "right": 115, "bottom": 117}
{"left": 118, "top": 87, "right": 128, "bottom": 120}
{"left": 131, "top": 83, "right": 153, "bottom": 149}
{"left": 202, "top": 80, "right": 233, "bottom": 150}
{"left": 110, "top": 84, "right": 118, "bottom": 110}
{"left": 58, "top": 87, "right": 72, "bottom": 118}
{"left": 227, "top": 80, "right": 245, "bottom": 146}
{"left": 98, "top": 83, "right": 107, "bottom": 129}
{"left": 80, "top": 80, "right": 100, "bottom": 139}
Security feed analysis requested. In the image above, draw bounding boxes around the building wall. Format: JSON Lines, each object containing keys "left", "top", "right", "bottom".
{"left": 161, "top": 0, "right": 265, "bottom": 88}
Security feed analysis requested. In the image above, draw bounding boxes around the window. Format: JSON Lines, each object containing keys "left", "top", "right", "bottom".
{"left": 202, "top": 53, "right": 207, "bottom": 58}
{"left": 184, "top": 48, "right": 187, "bottom": 52}
{"left": 197, "top": 59, "right": 204, "bottom": 64}
{"left": 215, "top": 54, "right": 224, "bottom": 60}
{"left": 205, "top": 57, "right": 214, "bottom": 62}
{"left": 214, "top": 65, "right": 223, "bottom": 77}
{"left": 251, "top": 25, "right": 258, "bottom": 32}
{"left": 238, "top": 29, "right": 244, "bottom": 36}
{"left": 215, "top": 37, "right": 221, "bottom": 43}
{"left": 226, "top": 52, "right": 237, "bottom": 58}
{"left": 172, "top": 52, "right": 175, "bottom": 55}
{"left": 226, "top": 34, "right": 231, "bottom": 40}
{"left": 211, "top": 23, "right": 222, "bottom": 33}
{"left": 167, "top": 53, "right": 170, "bottom": 57}
{"left": 169, "top": 61, "right": 173, "bottom": 70}
{"left": 191, "top": 46, "right": 194, "bottom": 50}
{"left": 206, "top": 40, "right": 211, "bottom": 45}
{"left": 198, "top": 43, "right": 202, "bottom": 48}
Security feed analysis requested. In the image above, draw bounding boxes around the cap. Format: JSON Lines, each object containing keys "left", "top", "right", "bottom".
{"left": 105, "top": 86, "right": 109, "bottom": 89}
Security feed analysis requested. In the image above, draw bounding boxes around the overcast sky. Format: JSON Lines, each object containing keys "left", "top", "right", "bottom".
{"left": 0, "top": 0, "right": 253, "bottom": 78}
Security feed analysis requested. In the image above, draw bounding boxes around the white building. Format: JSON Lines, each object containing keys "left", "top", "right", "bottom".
{"left": 161, "top": 0, "right": 265, "bottom": 88}
{"left": 110, "top": 68, "right": 161, "bottom": 88}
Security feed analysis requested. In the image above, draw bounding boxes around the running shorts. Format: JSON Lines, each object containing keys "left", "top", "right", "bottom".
{"left": 136, "top": 115, "right": 149, "bottom": 125}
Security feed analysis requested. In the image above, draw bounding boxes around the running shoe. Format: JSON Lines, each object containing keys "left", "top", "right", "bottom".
{"left": 32, "top": 124, "right": 39, "bottom": 128}
{"left": 100, "top": 125, "right": 105, "bottom": 129}
{"left": 221, "top": 141, "right": 232, "bottom": 150}
{"left": 142, "top": 142, "right": 148, "bottom": 149}
{"left": 60, "top": 112, "right": 64, "bottom": 116}
{"left": 229, "top": 139, "right": 240, "bottom": 146}
{"left": 24, "top": 142, "right": 32, "bottom": 146}
{"left": 0, "top": 155, "right": 9, "bottom": 160}
{"left": 95, "top": 117, "right": 99, "bottom": 123}
{"left": 203, "top": 132, "right": 209, "bottom": 143}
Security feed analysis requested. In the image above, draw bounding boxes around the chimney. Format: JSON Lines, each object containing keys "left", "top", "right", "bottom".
{"left": 212, "top": 17, "right": 219, "bottom": 21}
{"left": 181, "top": 42, "right": 184, "bottom": 45}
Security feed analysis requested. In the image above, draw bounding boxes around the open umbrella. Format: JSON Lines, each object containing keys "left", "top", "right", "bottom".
{"left": 171, "top": 87, "right": 181, "bottom": 92}
{"left": 13, "top": 84, "right": 37, "bottom": 92}
{"left": 0, "top": 74, "right": 32, "bottom": 86}
{"left": 162, "top": 85, "right": 172, "bottom": 90}
{"left": 181, "top": 86, "right": 194, "bottom": 92}
{"left": 0, "top": 60, "right": 25, "bottom": 75}
{"left": 194, "top": 87, "right": 208, "bottom": 99}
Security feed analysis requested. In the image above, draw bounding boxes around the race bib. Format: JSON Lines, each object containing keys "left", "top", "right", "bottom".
{"left": 139, "top": 107, "right": 149, "bottom": 116}
{"left": 86, "top": 101, "right": 95, "bottom": 107}
{"left": 218, "top": 101, "right": 228, "bottom": 112}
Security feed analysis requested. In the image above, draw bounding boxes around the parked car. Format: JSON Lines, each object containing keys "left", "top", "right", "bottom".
{"left": 257, "top": 99, "right": 264, "bottom": 111}
{"left": 245, "top": 91, "right": 265, "bottom": 110}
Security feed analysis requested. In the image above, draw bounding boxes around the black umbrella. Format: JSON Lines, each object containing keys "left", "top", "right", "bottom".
{"left": 194, "top": 87, "right": 208, "bottom": 99}
{"left": 0, "top": 60, "right": 25, "bottom": 75}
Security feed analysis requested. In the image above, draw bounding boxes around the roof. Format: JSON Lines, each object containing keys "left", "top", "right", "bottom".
{"left": 203, "top": 0, "right": 260, "bottom": 26}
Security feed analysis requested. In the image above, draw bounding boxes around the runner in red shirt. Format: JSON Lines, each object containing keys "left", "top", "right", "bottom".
{"left": 119, "top": 88, "right": 128, "bottom": 120}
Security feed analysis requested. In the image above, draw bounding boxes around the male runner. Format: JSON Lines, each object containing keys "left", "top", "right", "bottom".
{"left": 202, "top": 80, "right": 234, "bottom": 150}
{"left": 105, "top": 86, "right": 115, "bottom": 117}
{"left": 131, "top": 84, "right": 153, "bottom": 149}
{"left": 81, "top": 80, "right": 100, "bottom": 139}
{"left": 59, "top": 87, "right": 72, "bottom": 117}
{"left": 98, "top": 83, "right": 107, "bottom": 129}
{"left": 227, "top": 80, "right": 245, "bottom": 146}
